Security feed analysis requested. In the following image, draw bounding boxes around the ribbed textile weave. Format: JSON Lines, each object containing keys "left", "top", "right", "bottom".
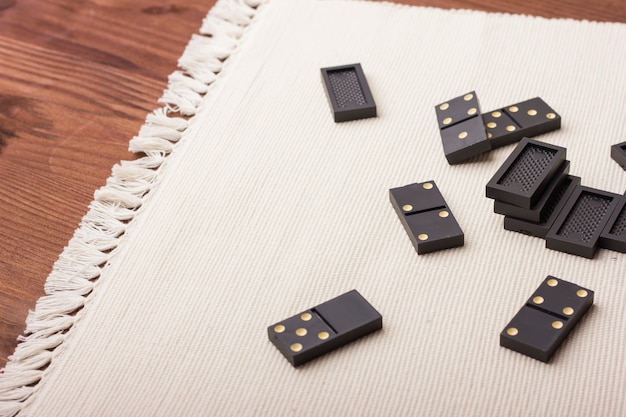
{"left": 1, "top": 0, "right": 625, "bottom": 415}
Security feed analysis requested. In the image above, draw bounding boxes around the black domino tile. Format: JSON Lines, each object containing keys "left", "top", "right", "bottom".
{"left": 268, "top": 290, "right": 382, "bottom": 367}
{"left": 610, "top": 141, "right": 626, "bottom": 170}
{"left": 500, "top": 276, "right": 593, "bottom": 362}
{"left": 435, "top": 91, "right": 481, "bottom": 129}
{"left": 485, "top": 97, "right": 561, "bottom": 149}
{"left": 503, "top": 175, "right": 580, "bottom": 239}
{"left": 440, "top": 115, "right": 491, "bottom": 164}
{"left": 435, "top": 92, "right": 490, "bottom": 164}
{"left": 389, "top": 181, "right": 464, "bottom": 254}
{"left": 483, "top": 109, "right": 524, "bottom": 149}
{"left": 320, "top": 63, "right": 376, "bottom": 123}
{"left": 600, "top": 192, "right": 626, "bottom": 253}
{"left": 494, "top": 160, "right": 570, "bottom": 222}
{"left": 546, "top": 186, "right": 621, "bottom": 258}
{"left": 486, "top": 137, "right": 567, "bottom": 209}
{"left": 503, "top": 98, "right": 561, "bottom": 139}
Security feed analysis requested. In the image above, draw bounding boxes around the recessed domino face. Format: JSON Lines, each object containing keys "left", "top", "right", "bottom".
{"left": 389, "top": 181, "right": 464, "bottom": 254}
{"left": 268, "top": 290, "right": 382, "bottom": 367}
{"left": 484, "top": 97, "right": 561, "bottom": 149}
{"left": 503, "top": 175, "right": 581, "bottom": 239}
{"left": 610, "top": 141, "right": 626, "bottom": 170}
{"left": 320, "top": 63, "right": 376, "bottom": 123}
{"left": 600, "top": 193, "right": 626, "bottom": 253}
{"left": 500, "top": 276, "right": 593, "bottom": 362}
{"left": 546, "top": 186, "right": 621, "bottom": 258}
{"left": 494, "top": 160, "right": 570, "bottom": 222}
{"left": 435, "top": 91, "right": 490, "bottom": 164}
{"left": 486, "top": 137, "right": 567, "bottom": 209}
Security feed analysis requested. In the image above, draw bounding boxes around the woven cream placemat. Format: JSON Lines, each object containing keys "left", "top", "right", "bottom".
{"left": 1, "top": 0, "right": 625, "bottom": 415}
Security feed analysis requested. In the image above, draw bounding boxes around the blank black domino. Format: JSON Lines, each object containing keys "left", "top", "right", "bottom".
{"left": 500, "top": 276, "right": 593, "bottom": 362}
{"left": 610, "top": 141, "right": 626, "bottom": 170}
{"left": 389, "top": 181, "right": 464, "bottom": 254}
{"left": 546, "top": 186, "right": 621, "bottom": 258}
{"left": 495, "top": 160, "right": 570, "bottom": 222}
{"left": 599, "top": 192, "right": 626, "bottom": 253}
{"left": 504, "top": 175, "right": 580, "bottom": 238}
{"left": 486, "top": 137, "right": 566, "bottom": 209}
{"left": 435, "top": 92, "right": 490, "bottom": 164}
{"left": 268, "top": 290, "right": 382, "bottom": 367}
{"left": 320, "top": 63, "right": 376, "bottom": 123}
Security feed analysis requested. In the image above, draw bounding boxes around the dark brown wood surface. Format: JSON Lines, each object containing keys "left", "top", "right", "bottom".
{"left": 0, "top": 0, "right": 624, "bottom": 368}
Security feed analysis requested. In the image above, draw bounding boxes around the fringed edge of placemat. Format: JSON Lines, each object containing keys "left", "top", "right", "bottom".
{"left": 0, "top": 0, "right": 267, "bottom": 415}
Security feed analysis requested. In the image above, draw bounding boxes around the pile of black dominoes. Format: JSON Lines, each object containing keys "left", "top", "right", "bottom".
{"left": 486, "top": 137, "right": 626, "bottom": 258}
{"left": 266, "top": 65, "right": 624, "bottom": 368}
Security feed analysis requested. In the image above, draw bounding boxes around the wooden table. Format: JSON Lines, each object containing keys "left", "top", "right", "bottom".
{"left": 1, "top": 0, "right": 624, "bottom": 368}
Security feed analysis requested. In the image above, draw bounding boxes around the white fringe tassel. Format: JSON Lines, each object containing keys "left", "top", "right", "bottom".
{"left": 0, "top": 0, "right": 265, "bottom": 415}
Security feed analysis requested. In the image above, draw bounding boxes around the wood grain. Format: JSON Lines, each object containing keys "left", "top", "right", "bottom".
{"left": 0, "top": 0, "right": 624, "bottom": 369}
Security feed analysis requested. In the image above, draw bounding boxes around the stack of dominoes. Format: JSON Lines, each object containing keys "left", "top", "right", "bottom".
{"left": 486, "top": 138, "right": 626, "bottom": 258}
